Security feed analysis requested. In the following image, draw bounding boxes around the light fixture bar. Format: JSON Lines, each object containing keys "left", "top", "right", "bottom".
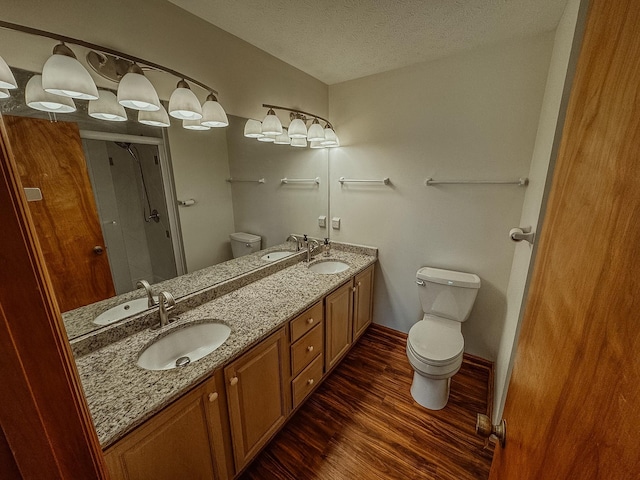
{"left": 262, "top": 104, "right": 330, "bottom": 126}
{"left": 0, "top": 20, "right": 219, "bottom": 96}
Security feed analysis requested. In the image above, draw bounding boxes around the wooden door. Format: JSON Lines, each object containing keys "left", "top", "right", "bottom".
{"left": 353, "top": 265, "right": 374, "bottom": 341}
{"left": 489, "top": 0, "right": 640, "bottom": 477}
{"left": 4, "top": 115, "right": 115, "bottom": 312}
{"left": 325, "top": 280, "right": 353, "bottom": 371}
{"left": 225, "top": 328, "right": 287, "bottom": 472}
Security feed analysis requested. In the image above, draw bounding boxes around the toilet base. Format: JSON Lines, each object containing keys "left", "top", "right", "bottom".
{"left": 410, "top": 371, "right": 451, "bottom": 410}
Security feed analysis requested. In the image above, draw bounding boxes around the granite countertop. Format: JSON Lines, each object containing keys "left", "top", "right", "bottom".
{"left": 76, "top": 249, "right": 376, "bottom": 448}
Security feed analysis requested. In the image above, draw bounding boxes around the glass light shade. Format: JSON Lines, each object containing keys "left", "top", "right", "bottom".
{"left": 257, "top": 135, "right": 276, "bottom": 142}
{"left": 274, "top": 130, "right": 290, "bottom": 145}
{"left": 287, "top": 117, "right": 307, "bottom": 138}
{"left": 307, "top": 120, "right": 325, "bottom": 142}
{"left": 89, "top": 91, "right": 127, "bottom": 121}
{"left": 183, "top": 118, "right": 210, "bottom": 130}
{"left": 42, "top": 49, "right": 98, "bottom": 100}
{"left": 0, "top": 88, "right": 9, "bottom": 99}
{"left": 310, "top": 141, "right": 326, "bottom": 149}
{"left": 326, "top": 135, "right": 340, "bottom": 147}
{"left": 139, "top": 105, "right": 170, "bottom": 127}
{"left": 117, "top": 69, "right": 160, "bottom": 111}
{"left": 244, "top": 119, "right": 264, "bottom": 138}
{"left": 0, "top": 55, "right": 17, "bottom": 89}
{"left": 321, "top": 127, "right": 338, "bottom": 146}
{"left": 261, "top": 108, "right": 283, "bottom": 135}
{"left": 26, "top": 75, "right": 76, "bottom": 113}
{"left": 169, "top": 82, "right": 202, "bottom": 120}
{"left": 201, "top": 95, "right": 229, "bottom": 127}
{"left": 290, "top": 137, "right": 308, "bottom": 148}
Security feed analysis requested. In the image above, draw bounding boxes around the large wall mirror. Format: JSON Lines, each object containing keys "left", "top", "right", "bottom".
{"left": 1, "top": 61, "right": 329, "bottom": 340}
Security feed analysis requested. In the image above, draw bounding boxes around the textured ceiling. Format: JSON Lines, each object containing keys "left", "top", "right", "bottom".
{"left": 167, "top": 0, "right": 568, "bottom": 85}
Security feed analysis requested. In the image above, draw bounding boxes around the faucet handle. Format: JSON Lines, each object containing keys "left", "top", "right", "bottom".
{"left": 159, "top": 291, "right": 176, "bottom": 309}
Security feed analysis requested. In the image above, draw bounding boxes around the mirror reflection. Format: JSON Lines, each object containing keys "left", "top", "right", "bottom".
{"left": 1, "top": 67, "right": 328, "bottom": 340}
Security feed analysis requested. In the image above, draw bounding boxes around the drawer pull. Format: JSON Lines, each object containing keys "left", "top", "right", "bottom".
{"left": 307, "top": 378, "right": 314, "bottom": 386}
{"left": 208, "top": 392, "right": 218, "bottom": 402}
{"left": 307, "top": 345, "right": 314, "bottom": 353}
{"left": 306, "top": 317, "right": 314, "bottom": 325}
{"left": 230, "top": 377, "right": 238, "bottom": 386}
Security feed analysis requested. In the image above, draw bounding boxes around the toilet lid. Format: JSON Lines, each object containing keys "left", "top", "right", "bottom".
{"left": 408, "top": 319, "right": 464, "bottom": 365}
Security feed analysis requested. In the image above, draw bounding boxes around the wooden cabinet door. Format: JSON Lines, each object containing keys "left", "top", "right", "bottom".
{"left": 325, "top": 280, "right": 353, "bottom": 371}
{"left": 4, "top": 115, "right": 115, "bottom": 311}
{"left": 225, "top": 328, "right": 287, "bottom": 472}
{"left": 104, "top": 371, "right": 230, "bottom": 480}
{"left": 353, "top": 265, "right": 374, "bottom": 341}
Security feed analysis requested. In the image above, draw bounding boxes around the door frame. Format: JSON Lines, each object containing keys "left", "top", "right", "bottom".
{"left": 0, "top": 115, "right": 108, "bottom": 478}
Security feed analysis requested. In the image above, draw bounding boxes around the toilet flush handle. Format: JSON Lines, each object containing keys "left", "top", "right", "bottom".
{"left": 416, "top": 279, "right": 426, "bottom": 287}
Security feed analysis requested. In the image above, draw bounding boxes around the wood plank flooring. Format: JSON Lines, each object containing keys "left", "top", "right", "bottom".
{"left": 240, "top": 324, "right": 494, "bottom": 480}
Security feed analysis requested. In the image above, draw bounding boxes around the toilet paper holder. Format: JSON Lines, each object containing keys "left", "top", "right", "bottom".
{"left": 509, "top": 226, "right": 535, "bottom": 245}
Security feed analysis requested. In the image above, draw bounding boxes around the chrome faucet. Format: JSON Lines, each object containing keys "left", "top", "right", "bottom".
{"left": 305, "top": 238, "right": 320, "bottom": 263}
{"left": 136, "top": 279, "right": 156, "bottom": 308}
{"left": 158, "top": 291, "right": 176, "bottom": 328}
{"left": 286, "top": 234, "right": 301, "bottom": 251}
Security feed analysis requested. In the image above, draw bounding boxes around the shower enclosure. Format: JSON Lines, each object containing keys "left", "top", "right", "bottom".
{"left": 81, "top": 132, "right": 184, "bottom": 295}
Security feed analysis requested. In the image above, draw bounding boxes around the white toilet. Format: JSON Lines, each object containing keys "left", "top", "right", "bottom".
{"left": 229, "top": 232, "right": 261, "bottom": 258}
{"left": 407, "top": 267, "right": 481, "bottom": 410}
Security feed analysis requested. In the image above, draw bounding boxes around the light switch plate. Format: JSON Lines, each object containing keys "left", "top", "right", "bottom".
{"left": 332, "top": 217, "right": 341, "bottom": 230}
{"left": 318, "top": 215, "right": 327, "bottom": 228}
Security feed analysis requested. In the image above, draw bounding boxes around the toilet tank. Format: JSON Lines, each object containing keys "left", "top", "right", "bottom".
{"left": 416, "top": 267, "right": 481, "bottom": 322}
{"left": 230, "top": 232, "right": 261, "bottom": 258}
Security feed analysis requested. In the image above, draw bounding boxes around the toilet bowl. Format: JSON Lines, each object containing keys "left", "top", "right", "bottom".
{"left": 407, "top": 267, "right": 480, "bottom": 410}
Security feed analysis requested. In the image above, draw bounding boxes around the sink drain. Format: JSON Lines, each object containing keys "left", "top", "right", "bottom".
{"left": 175, "top": 356, "right": 191, "bottom": 367}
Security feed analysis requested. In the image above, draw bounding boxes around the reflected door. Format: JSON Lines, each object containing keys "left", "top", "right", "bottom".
{"left": 4, "top": 115, "right": 115, "bottom": 311}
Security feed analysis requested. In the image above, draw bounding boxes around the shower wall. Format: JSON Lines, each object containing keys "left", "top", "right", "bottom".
{"left": 83, "top": 139, "right": 177, "bottom": 294}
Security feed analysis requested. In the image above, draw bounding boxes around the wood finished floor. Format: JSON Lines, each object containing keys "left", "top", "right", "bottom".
{"left": 240, "top": 324, "right": 494, "bottom": 480}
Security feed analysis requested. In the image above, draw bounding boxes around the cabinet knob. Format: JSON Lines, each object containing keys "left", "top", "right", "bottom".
{"left": 307, "top": 345, "right": 314, "bottom": 353}
{"left": 306, "top": 318, "right": 314, "bottom": 325}
{"left": 352, "top": 286, "right": 357, "bottom": 293}
{"left": 230, "top": 376, "right": 238, "bottom": 386}
{"left": 208, "top": 392, "right": 218, "bottom": 402}
{"left": 358, "top": 281, "right": 362, "bottom": 287}
{"left": 307, "top": 378, "right": 314, "bottom": 386}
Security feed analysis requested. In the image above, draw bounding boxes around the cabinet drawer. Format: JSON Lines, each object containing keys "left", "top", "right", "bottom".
{"left": 292, "top": 354, "right": 324, "bottom": 409}
{"left": 290, "top": 322, "right": 323, "bottom": 377}
{"left": 290, "top": 301, "right": 323, "bottom": 342}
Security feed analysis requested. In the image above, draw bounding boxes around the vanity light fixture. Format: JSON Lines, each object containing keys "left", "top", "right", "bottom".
{"left": 183, "top": 118, "right": 210, "bottom": 130}
{"left": 274, "top": 130, "right": 291, "bottom": 145}
{"left": 261, "top": 108, "right": 283, "bottom": 135}
{"left": 42, "top": 43, "right": 98, "bottom": 100}
{"left": 257, "top": 134, "right": 276, "bottom": 142}
{"left": 0, "top": 54, "right": 17, "bottom": 89}
{"left": 88, "top": 90, "right": 127, "bottom": 121}
{"left": 169, "top": 79, "right": 202, "bottom": 120}
{"left": 201, "top": 93, "right": 229, "bottom": 127}
{"left": 307, "top": 118, "right": 325, "bottom": 142}
{"left": 117, "top": 63, "right": 161, "bottom": 111}
{"left": 25, "top": 74, "right": 76, "bottom": 113}
{"left": 290, "top": 137, "right": 308, "bottom": 148}
{"left": 138, "top": 104, "right": 170, "bottom": 127}
{"left": 0, "top": 20, "right": 227, "bottom": 131}
{"left": 252, "top": 104, "right": 339, "bottom": 149}
{"left": 244, "top": 118, "right": 264, "bottom": 138}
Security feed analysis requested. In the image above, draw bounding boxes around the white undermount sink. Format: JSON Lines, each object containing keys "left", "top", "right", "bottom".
{"left": 308, "top": 260, "right": 350, "bottom": 274}
{"left": 261, "top": 251, "right": 294, "bottom": 262}
{"left": 93, "top": 297, "right": 158, "bottom": 326}
{"left": 137, "top": 321, "right": 231, "bottom": 371}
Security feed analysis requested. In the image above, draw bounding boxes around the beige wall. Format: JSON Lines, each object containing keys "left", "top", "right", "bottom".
{"left": 328, "top": 33, "right": 555, "bottom": 360}
{"left": 493, "top": 0, "right": 585, "bottom": 422}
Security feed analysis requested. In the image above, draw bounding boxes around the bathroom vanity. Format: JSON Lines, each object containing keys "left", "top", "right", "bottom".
{"left": 74, "top": 245, "right": 376, "bottom": 480}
